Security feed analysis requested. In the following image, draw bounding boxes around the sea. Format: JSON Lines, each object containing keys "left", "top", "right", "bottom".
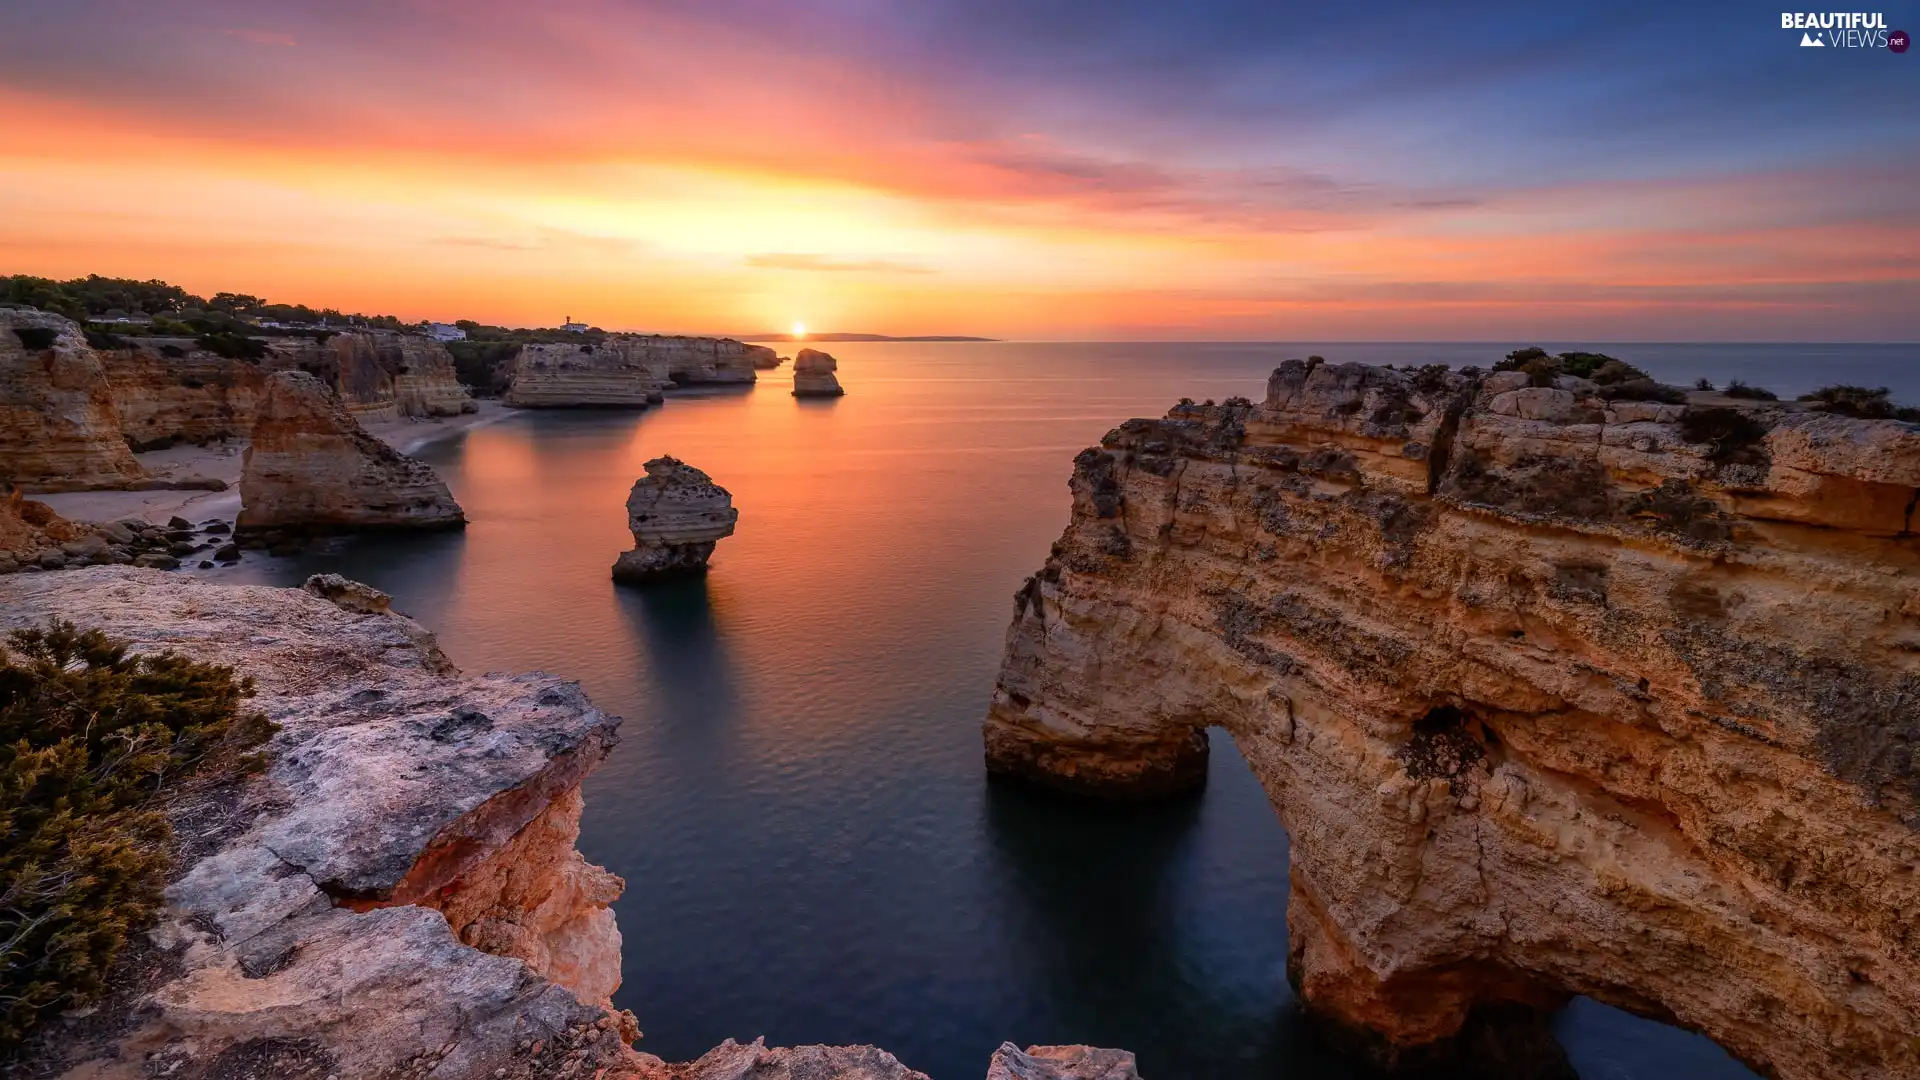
{"left": 210, "top": 342, "right": 1918, "bottom": 1080}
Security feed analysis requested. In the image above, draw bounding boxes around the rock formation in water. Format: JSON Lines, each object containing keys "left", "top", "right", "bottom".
{"left": 791, "top": 348, "right": 845, "bottom": 397}
{"left": 0, "top": 309, "right": 148, "bottom": 490}
{"left": 504, "top": 336, "right": 769, "bottom": 407}
{"left": 237, "top": 370, "right": 465, "bottom": 534}
{"left": 505, "top": 341, "right": 670, "bottom": 408}
{"left": 612, "top": 456, "right": 739, "bottom": 583}
{"left": 754, "top": 349, "right": 787, "bottom": 369}
{"left": 985, "top": 1044, "right": 1143, "bottom": 1080}
{"left": 983, "top": 359, "right": 1920, "bottom": 1080}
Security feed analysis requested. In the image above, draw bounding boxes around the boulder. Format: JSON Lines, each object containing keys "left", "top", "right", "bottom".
{"left": 985, "top": 1044, "right": 1142, "bottom": 1080}
{"left": 237, "top": 371, "right": 466, "bottom": 535}
{"left": 791, "top": 348, "right": 845, "bottom": 397}
{"left": 611, "top": 456, "right": 738, "bottom": 583}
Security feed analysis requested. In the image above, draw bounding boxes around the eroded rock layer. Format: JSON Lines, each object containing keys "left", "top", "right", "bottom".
{"left": 237, "top": 370, "right": 465, "bottom": 533}
{"left": 0, "top": 309, "right": 147, "bottom": 490}
{"left": 984, "top": 360, "right": 1920, "bottom": 1080}
{"left": 0, "top": 568, "right": 636, "bottom": 1080}
{"left": 791, "top": 348, "right": 844, "bottom": 397}
{"left": 612, "top": 456, "right": 739, "bottom": 583}
{"left": 99, "top": 338, "right": 270, "bottom": 449}
{"left": 504, "top": 336, "right": 766, "bottom": 407}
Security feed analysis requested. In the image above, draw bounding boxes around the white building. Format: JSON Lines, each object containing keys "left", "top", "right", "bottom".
{"left": 561, "top": 315, "right": 590, "bottom": 333}
{"left": 426, "top": 322, "right": 466, "bottom": 342}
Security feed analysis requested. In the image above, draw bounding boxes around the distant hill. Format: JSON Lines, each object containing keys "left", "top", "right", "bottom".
{"left": 731, "top": 332, "right": 999, "bottom": 343}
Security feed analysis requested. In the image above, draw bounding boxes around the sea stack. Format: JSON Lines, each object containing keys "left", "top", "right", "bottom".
{"left": 611, "top": 456, "right": 738, "bottom": 583}
{"left": 791, "top": 348, "right": 845, "bottom": 397}
{"left": 237, "top": 371, "right": 465, "bottom": 535}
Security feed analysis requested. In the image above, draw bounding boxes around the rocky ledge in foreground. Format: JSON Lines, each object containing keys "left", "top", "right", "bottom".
{"left": 612, "top": 456, "right": 739, "bottom": 583}
{"left": 984, "top": 359, "right": 1920, "bottom": 1080}
{"left": 791, "top": 348, "right": 845, "bottom": 397}
{"left": 237, "top": 370, "right": 466, "bottom": 536}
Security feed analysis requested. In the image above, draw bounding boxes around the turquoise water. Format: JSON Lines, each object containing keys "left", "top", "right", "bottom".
{"left": 204, "top": 342, "right": 1919, "bottom": 1079}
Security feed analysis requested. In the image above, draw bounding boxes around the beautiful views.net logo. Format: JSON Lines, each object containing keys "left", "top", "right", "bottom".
{"left": 1781, "top": 11, "right": 1908, "bottom": 49}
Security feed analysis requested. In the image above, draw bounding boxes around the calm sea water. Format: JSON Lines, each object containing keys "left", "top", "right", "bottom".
{"left": 209, "top": 342, "right": 1917, "bottom": 1080}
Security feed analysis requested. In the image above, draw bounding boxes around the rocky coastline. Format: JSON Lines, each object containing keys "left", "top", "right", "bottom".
{"left": 984, "top": 359, "right": 1920, "bottom": 1080}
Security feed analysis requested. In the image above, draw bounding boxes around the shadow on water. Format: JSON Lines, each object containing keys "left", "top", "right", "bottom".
{"left": 610, "top": 574, "right": 739, "bottom": 732}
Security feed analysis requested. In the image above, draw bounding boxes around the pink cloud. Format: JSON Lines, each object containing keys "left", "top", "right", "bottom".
{"left": 221, "top": 28, "right": 297, "bottom": 47}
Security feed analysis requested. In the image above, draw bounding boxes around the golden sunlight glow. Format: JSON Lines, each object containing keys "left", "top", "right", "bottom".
{"left": 791, "top": 321, "right": 807, "bottom": 339}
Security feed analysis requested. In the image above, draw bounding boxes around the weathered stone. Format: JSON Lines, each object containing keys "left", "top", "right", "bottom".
{"left": 791, "top": 348, "right": 845, "bottom": 397}
{"left": 0, "top": 568, "right": 632, "bottom": 1080}
{"left": 237, "top": 371, "right": 465, "bottom": 534}
{"left": 0, "top": 309, "right": 147, "bottom": 491}
{"left": 984, "top": 359, "right": 1920, "bottom": 1080}
{"left": 661, "top": 1039, "right": 929, "bottom": 1080}
{"left": 503, "top": 336, "right": 765, "bottom": 407}
{"left": 985, "top": 1044, "right": 1141, "bottom": 1080}
{"left": 611, "top": 457, "right": 738, "bottom": 583}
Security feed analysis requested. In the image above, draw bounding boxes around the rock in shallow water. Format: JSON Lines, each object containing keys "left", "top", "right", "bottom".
{"left": 791, "top": 347, "right": 845, "bottom": 397}
{"left": 611, "top": 456, "right": 738, "bottom": 584}
{"left": 985, "top": 1044, "right": 1142, "bottom": 1080}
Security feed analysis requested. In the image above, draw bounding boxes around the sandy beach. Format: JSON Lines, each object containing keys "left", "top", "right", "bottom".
{"left": 36, "top": 400, "right": 516, "bottom": 526}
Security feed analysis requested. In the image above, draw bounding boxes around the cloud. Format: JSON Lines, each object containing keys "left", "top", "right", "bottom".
{"left": 435, "top": 227, "right": 637, "bottom": 255}
{"left": 746, "top": 253, "right": 932, "bottom": 274}
{"left": 221, "top": 28, "right": 296, "bottom": 47}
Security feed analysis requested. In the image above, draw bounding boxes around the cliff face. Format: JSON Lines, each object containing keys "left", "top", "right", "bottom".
{"left": 0, "top": 569, "right": 638, "bottom": 1080}
{"left": 791, "top": 348, "right": 844, "bottom": 398}
{"left": 263, "top": 332, "right": 476, "bottom": 422}
{"left": 99, "top": 338, "right": 270, "bottom": 449}
{"left": 237, "top": 371, "right": 466, "bottom": 534}
{"left": 0, "top": 309, "right": 147, "bottom": 491}
{"left": 503, "top": 336, "right": 764, "bottom": 407}
{"left": 985, "top": 361, "right": 1920, "bottom": 1080}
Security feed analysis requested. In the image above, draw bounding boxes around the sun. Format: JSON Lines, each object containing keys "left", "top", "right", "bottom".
{"left": 790, "top": 320, "right": 807, "bottom": 339}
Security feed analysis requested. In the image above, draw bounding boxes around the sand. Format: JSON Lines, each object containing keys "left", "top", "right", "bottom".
{"left": 36, "top": 400, "right": 515, "bottom": 526}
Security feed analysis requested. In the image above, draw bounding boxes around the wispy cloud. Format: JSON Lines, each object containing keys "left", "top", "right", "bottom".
{"left": 747, "top": 253, "right": 932, "bottom": 274}
{"left": 221, "top": 27, "right": 296, "bottom": 46}
{"left": 435, "top": 227, "right": 637, "bottom": 255}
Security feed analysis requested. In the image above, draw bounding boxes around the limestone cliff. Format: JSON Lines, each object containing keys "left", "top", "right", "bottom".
{"left": 2, "top": 568, "right": 637, "bottom": 1080}
{"left": 99, "top": 338, "right": 269, "bottom": 449}
{"left": 985, "top": 360, "right": 1920, "bottom": 1080}
{"left": 0, "top": 309, "right": 147, "bottom": 491}
{"left": 611, "top": 456, "right": 739, "bottom": 583}
{"left": 312, "top": 331, "right": 476, "bottom": 421}
{"left": 503, "top": 336, "right": 765, "bottom": 407}
{"left": 237, "top": 370, "right": 465, "bottom": 534}
{"left": 504, "top": 341, "right": 669, "bottom": 408}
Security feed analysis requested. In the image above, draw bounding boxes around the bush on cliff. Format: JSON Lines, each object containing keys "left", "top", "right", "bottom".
{"left": 0, "top": 621, "right": 274, "bottom": 1049}
{"left": 1799, "top": 385, "right": 1920, "bottom": 422}
{"left": 193, "top": 330, "right": 268, "bottom": 362}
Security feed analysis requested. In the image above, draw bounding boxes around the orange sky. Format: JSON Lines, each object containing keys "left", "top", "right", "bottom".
{"left": 2, "top": 1, "right": 1915, "bottom": 340}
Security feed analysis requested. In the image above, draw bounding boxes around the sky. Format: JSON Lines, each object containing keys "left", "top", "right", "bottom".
{"left": 1, "top": 0, "right": 1915, "bottom": 340}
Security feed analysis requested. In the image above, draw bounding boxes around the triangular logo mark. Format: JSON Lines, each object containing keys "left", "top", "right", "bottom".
{"left": 1800, "top": 31, "right": 1825, "bottom": 45}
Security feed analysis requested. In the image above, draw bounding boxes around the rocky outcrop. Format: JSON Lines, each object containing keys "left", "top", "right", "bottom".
{"left": 985, "top": 359, "right": 1920, "bottom": 1080}
{"left": 753, "top": 350, "right": 786, "bottom": 370}
{"left": 0, "top": 487, "right": 88, "bottom": 572}
{"left": 505, "top": 341, "right": 669, "bottom": 408}
{"left": 0, "top": 568, "right": 638, "bottom": 1080}
{"left": 611, "top": 456, "right": 739, "bottom": 583}
{"left": 985, "top": 1044, "right": 1142, "bottom": 1080}
{"left": 98, "top": 338, "right": 270, "bottom": 450}
{"left": 321, "top": 331, "right": 476, "bottom": 421}
{"left": 791, "top": 348, "right": 844, "bottom": 397}
{"left": 237, "top": 370, "right": 465, "bottom": 534}
{"left": 0, "top": 308, "right": 148, "bottom": 490}
{"left": 503, "top": 336, "right": 768, "bottom": 407}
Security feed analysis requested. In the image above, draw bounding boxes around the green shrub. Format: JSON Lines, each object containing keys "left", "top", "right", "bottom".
{"left": 1598, "top": 378, "right": 1686, "bottom": 404}
{"left": 1798, "top": 385, "right": 1920, "bottom": 421}
{"left": 1723, "top": 380, "right": 1778, "bottom": 401}
{"left": 1679, "top": 407, "right": 1771, "bottom": 463}
{"left": 0, "top": 621, "right": 274, "bottom": 1048}
{"left": 1693, "top": 378, "right": 1715, "bottom": 391}
{"left": 83, "top": 328, "right": 129, "bottom": 351}
{"left": 10, "top": 327, "right": 57, "bottom": 351}
{"left": 194, "top": 332, "right": 268, "bottom": 362}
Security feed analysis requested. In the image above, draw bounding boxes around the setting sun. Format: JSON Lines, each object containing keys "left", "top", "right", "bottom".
{"left": 791, "top": 321, "right": 807, "bottom": 339}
